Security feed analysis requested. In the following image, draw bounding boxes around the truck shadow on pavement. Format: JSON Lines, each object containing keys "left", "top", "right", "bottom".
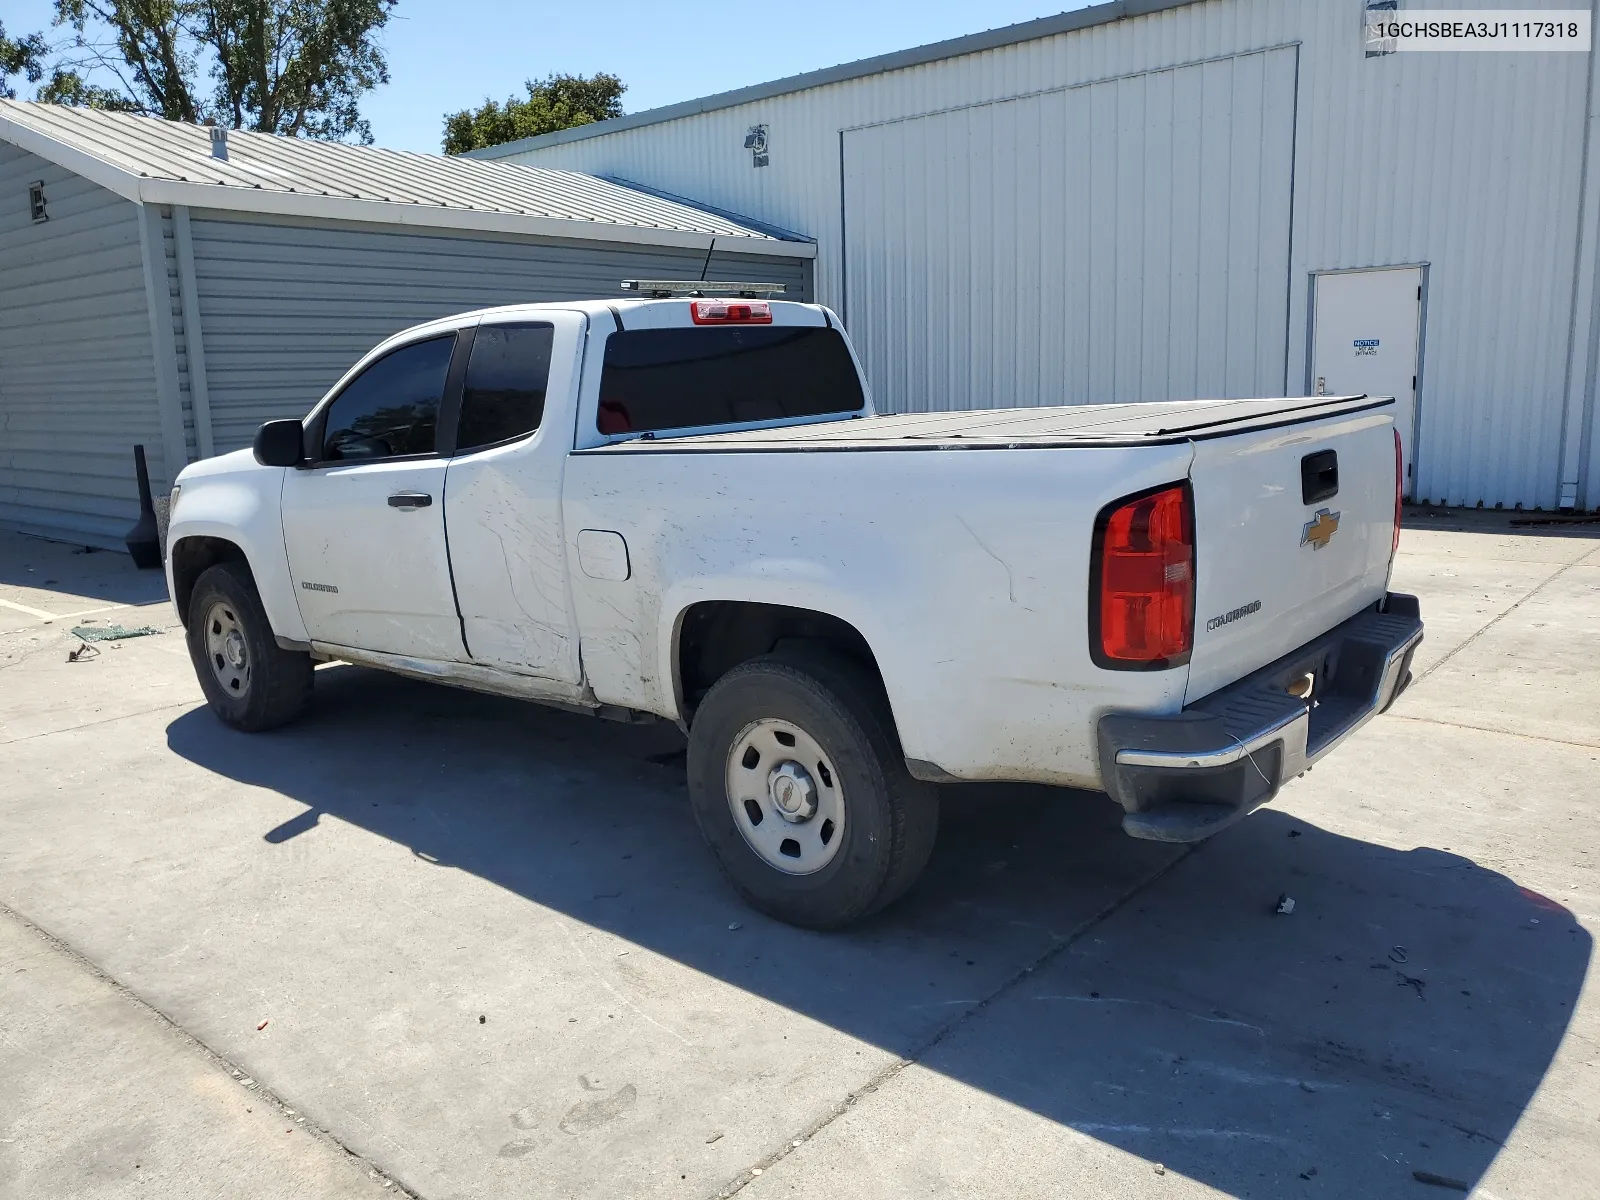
{"left": 167, "top": 665, "right": 1589, "bottom": 1198}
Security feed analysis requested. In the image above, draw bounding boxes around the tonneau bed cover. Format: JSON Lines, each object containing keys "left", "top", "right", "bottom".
{"left": 586, "top": 395, "right": 1388, "bottom": 452}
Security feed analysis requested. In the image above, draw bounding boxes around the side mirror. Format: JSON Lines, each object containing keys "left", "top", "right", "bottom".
{"left": 253, "top": 419, "right": 305, "bottom": 467}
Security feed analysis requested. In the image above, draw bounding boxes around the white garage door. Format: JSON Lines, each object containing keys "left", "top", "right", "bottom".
{"left": 842, "top": 46, "right": 1298, "bottom": 413}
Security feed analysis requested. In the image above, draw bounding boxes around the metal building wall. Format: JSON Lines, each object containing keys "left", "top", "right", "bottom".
{"left": 502, "top": 0, "right": 1595, "bottom": 510}
{"left": 184, "top": 212, "right": 812, "bottom": 453}
{"left": 844, "top": 46, "right": 1297, "bottom": 413}
{"left": 0, "top": 144, "right": 174, "bottom": 547}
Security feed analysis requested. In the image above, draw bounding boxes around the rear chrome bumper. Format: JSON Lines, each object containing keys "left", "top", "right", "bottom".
{"left": 1097, "top": 593, "right": 1423, "bottom": 843}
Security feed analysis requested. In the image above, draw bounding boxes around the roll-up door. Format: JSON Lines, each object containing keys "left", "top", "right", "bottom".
{"left": 842, "top": 46, "right": 1298, "bottom": 413}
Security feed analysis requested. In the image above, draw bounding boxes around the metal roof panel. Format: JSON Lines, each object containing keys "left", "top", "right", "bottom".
{"left": 0, "top": 100, "right": 803, "bottom": 245}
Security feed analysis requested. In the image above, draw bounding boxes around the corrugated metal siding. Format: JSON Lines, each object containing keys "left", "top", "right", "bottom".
{"left": 703, "top": 248, "right": 812, "bottom": 300}
{"left": 189, "top": 213, "right": 812, "bottom": 452}
{"left": 0, "top": 144, "right": 169, "bottom": 546}
{"left": 844, "top": 46, "right": 1295, "bottom": 413}
{"left": 503, "top": 0, "right": 1594, "bottom": 509}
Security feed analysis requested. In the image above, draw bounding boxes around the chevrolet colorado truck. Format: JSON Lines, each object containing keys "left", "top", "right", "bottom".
{"left": 166, "top": 286, "right": 1423, "bottom": 928}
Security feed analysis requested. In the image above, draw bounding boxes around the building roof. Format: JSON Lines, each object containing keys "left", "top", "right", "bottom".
{"left": 0, "top": 100, "right": 813, "bottom": 257}
{"left": 470, "top": 0, "right": 1201, "bottom": 161}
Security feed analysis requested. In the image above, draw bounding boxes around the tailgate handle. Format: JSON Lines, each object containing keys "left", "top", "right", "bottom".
{"left": 1301, "top": 450, "right": 1339, "bottom": 505}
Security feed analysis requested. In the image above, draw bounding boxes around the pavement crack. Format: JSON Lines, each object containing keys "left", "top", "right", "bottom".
{"left": 710, "top": 844, "right": 1201, "bottom": 1197}
{"left": 1413, "top": 542, "right": 1600, "bottom": 685}
{"left": 0, "top": 898, "right": 421, "bottom": 1199}
{"left": 1388, "top": 713, "right": 1600, "bottom": 751}
{"left": 0, "top": 700, "right": 195, "bottom": 747}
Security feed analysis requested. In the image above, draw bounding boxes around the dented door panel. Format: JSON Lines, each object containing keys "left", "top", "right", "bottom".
{"left": 442, "top": 312, "right": 588, "bottom": 689}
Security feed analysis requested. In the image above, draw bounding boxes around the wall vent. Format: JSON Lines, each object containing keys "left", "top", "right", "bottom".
{"left": 27, "top": 180, "right": 46, "bottom": 222}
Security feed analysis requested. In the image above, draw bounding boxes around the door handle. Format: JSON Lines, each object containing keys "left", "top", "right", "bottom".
{"left": 387, "top": 492, "right": 432, "bottom": 509}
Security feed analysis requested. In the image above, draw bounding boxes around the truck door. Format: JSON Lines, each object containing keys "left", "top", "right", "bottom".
{"left": 440, "top": 313, "right": 585, "bottom": 689}
{"left": 281, "top": 332, "right": 467, "bottom": 661}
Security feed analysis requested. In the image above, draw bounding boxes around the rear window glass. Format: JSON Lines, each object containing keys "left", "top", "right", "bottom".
{"left": 597, "top": 326, "right": 864, "bottom": 435}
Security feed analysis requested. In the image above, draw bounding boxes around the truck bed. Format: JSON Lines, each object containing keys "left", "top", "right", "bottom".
{"left": 584, "top": 395, "right": 1388, "bottom": 452}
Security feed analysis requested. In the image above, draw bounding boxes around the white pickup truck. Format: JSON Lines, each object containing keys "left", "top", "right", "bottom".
{"left": 166, "top": 286, "right": 1423, "bottom": 928}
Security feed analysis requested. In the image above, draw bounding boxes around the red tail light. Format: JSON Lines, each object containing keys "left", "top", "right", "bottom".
{"left": 1392, "top": 428, "right": 1403, "bottom": 557}
{"left": 1091, "top": 483, "right": 1195, "bottom": 669}
{"left": 690, "top": 299, "right": 772, "bottom": 325}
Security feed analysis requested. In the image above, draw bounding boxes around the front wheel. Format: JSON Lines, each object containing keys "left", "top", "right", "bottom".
{"left": 185, "top": 562, "right": 313, "bottom": 731}
{"left": 686, "top": 652, "right": 938, "bottom": 929}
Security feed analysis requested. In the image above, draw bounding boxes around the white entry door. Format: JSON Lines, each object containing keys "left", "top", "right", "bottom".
{"left": 1312, "top": 267, "right": 1423, "bottom": 496}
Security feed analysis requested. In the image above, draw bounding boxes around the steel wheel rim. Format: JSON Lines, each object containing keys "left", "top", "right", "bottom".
{"left": 203, "top": 599, "right": 251, "bottom": 698}
{"left": 725, "top": 717, "right": 845, "bottom": 875}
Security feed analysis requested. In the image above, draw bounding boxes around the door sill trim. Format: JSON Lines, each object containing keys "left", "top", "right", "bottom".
{"left": 310, "top": 641, "right": 596, "bottom": 709}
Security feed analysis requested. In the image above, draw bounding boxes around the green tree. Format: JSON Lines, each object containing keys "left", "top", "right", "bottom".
{"left": 39, "top": 0, "right": 395, "bottom": 142}
{"left": 36, "top": 69, "right": 141, "bottom": 111}
{"left": 442, "top": 72, "right": 624, "bottom": 155}
{"left": 0, "top": 21, "right": 49, "bottom": 99}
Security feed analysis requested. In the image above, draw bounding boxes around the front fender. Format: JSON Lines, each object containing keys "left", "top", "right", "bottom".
{"left": 166, "top": 468, "right": 306, "bottom": 644}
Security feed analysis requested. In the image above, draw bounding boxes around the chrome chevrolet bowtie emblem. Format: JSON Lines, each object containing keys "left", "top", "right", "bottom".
{"left": 1301, "top": 508, "right": 1341, "bottom": 551}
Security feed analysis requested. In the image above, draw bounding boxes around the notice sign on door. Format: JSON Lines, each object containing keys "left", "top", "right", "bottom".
{"left": 1354, "top": 339, "right": 1379, "bottom": 356}
{"left": 1365, "top": 10, "right": 1591, "bottom": 54}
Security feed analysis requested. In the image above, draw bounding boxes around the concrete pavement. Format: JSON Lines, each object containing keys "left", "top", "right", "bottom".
{"left": 0, "top": 512, "right": 1596, "bottom": 1199}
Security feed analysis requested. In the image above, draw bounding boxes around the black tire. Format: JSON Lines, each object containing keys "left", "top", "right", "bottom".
{"left": 686, "top": 651, "right": 938, "bottom": 929}
{"left": 185, "top": 562, "right": 313, "bottom": 732}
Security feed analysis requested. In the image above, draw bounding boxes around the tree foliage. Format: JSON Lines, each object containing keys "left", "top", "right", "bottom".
{"left": 38, "top": 0, "right": 395, "bottom": 142}
{"left": 442, "top": 73, "right": 624, "bottom": 155}
{"left": 0, "top": 21, "right": 49, "bottom": 100}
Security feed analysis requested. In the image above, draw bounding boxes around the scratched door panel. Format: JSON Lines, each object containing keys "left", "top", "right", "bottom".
{"left": 442, "top": 312, "right": 586, "bottom": 689}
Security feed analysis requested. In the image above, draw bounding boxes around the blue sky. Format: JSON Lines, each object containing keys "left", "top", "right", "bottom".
{"left": 5, "top": 1, "right": 1092, "bottom": 153}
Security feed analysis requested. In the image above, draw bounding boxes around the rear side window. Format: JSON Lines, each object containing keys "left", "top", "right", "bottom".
{"left": 320, "top": 335, "right": 454, "bottom": 461}
{"left": 457, "top": 324, "right": 554, "bottom": 452}
{"left": 597, "top": 326, "right": 864, "bottom": 435}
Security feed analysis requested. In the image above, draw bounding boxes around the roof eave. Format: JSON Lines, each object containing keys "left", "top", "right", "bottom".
{"left": 468, "top": 0, "right": 1203, "bottom": 161}
{"left": 136, "top": 178, "right": 817, "bottom": 256}
{"left": 0, "top": 107, "right": 144, "bottom": 202}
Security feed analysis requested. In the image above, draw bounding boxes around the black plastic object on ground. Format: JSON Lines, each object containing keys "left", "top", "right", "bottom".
{"left": 125, "top": 444, "right": 162, "bottom": 569}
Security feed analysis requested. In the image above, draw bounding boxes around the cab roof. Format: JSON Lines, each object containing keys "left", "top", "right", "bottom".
{"left": 391, "top": 296, "right": 831, "bottom": 337}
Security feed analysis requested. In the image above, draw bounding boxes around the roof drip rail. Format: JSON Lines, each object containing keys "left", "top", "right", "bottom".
{"left": 621, "top": 279, "right": 787, "bottom": 299}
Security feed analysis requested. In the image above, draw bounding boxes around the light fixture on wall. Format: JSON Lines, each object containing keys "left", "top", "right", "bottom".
{"left": 1364, "top": 0, "right": 1398, "bottom": 57}
{"left": 744, "top": 124, "right": 769, "bottom": 168}
{"left": 27, "top": 180, "right": 46, "bottom": 222}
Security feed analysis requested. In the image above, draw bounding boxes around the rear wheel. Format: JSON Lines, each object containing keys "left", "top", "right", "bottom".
{"left": 686, "top": 651, "right": 938, "bottom": 929}
{"left": 185, "top": 562, "right": 313, "bottom": 731}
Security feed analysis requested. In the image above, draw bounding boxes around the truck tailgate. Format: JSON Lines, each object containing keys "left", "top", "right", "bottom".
{"left": 1185, "top": 402, "right": 1397, "bottom": 703}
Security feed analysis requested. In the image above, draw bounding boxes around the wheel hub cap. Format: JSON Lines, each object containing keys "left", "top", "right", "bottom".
{"left": 726, "top": 718, "right": 845, "bottom": 875}
{"left": 768, "top": 762, "right": 818, "bottom": 822}
{"left": 203, "top": 600, "right": 251, "bottom": 697}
